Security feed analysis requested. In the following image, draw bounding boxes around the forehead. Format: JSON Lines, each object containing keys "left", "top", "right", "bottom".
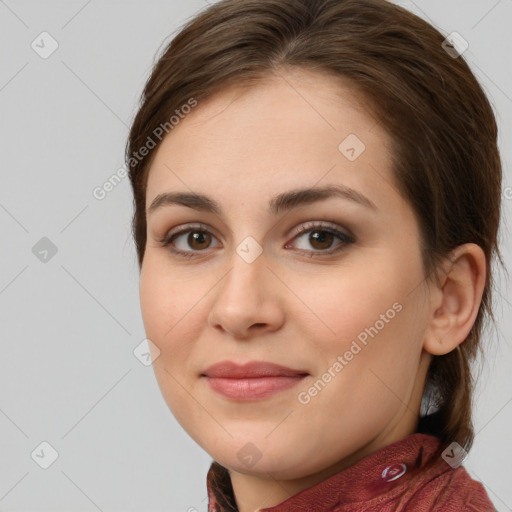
{"left": 145, "top": 68, "right": 396, "bottom": 210}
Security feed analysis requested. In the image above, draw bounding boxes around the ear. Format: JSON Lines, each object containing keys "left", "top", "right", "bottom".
{"left": 423, "top": 243, "right": 487, "bottom": 356}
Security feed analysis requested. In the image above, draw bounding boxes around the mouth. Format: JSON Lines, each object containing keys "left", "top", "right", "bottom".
{"left": 201, "top": 360, "right": 309, "bottom": 401}
{"left": 201, "top": 360, "right": 309, "bottom": 379}
{"left": 201, "top": 374, "right": 308, "bottom": 401}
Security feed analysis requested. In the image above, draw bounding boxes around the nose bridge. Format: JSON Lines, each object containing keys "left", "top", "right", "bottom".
{"left": 218, "top": 239, "right": 267, "bottom": 305}
{"left": 208, "top": 238, "right": 282, "bottom": 337}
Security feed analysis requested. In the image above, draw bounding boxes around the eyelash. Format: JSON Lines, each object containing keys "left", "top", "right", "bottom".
{"left": 158, "top": 221, "right": 355, "bottom": 259}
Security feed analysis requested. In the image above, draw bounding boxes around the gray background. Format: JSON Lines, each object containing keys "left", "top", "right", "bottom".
{"left": 0, "top": 1, "right": 510, "bottom": 511}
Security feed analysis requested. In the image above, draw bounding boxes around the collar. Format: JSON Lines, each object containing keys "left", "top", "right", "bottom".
{"left": 207, "top": 433, "right": 447, "bottom": 511}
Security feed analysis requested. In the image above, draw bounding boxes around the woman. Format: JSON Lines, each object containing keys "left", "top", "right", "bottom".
{"left": 125, "top": 0, "right": 502, "bottom": 510}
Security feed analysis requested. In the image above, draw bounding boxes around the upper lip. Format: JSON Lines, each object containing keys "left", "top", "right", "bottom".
{"left": 202, "top": 360, "right": 309, "bottom": 378}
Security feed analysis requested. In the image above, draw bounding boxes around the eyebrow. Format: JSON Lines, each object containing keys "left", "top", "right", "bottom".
{"left": 147, "top": 184, "right": 378, "bottom": 217}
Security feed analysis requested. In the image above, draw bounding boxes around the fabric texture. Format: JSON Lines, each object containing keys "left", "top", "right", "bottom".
{"left": 207, "top": 433, "right": 496, "bottom": 511}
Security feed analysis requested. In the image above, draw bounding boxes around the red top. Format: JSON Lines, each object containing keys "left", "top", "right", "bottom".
{"left": 207, "top": 433, "right": 495, "bottom": 511}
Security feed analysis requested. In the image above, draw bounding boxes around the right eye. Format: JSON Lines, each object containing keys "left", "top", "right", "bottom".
{"left": 160, "top": 224, "right": 221, "bottom": 258}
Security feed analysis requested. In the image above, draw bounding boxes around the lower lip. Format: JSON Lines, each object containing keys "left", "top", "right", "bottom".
{"left": 203, "top": 375, "right": 307, "bottom": 400}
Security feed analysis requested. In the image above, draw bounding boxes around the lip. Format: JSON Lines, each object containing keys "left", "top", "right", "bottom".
{"left": 202, "top": 360, "right": 308, "bottom": 378}
{"left": 201, "top": 360, "right": 309, "bottom": 401}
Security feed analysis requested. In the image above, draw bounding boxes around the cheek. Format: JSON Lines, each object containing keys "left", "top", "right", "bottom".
{"left": 139, "top": 271, "right": 171, "bottom": 342}
{"left": 290, "top": 267, "right": 398, "bottom": 341}
{"left": 292, "top": 261, "right": 425, "bottom": 375}
{"left": 140, "top": 251, "right": 189, "bottom": 327}
{"left": 139, "top": 256, "right": 192, "bottom": 354}
{"left": 139, "top": 259, "right": 202, "bottom": 423}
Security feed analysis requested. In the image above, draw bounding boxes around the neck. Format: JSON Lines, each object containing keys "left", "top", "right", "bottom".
{"left": 228, "top": 426, "right": 409, "bottom": 512}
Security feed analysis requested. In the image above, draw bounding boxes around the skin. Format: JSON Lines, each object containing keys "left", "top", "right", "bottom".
{"left": 139, "top": 68, "right": 486, "bottom": 512}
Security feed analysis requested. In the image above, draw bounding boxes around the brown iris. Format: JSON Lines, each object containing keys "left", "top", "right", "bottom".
{"left": 187, "top": 231, "right": 212, "bottom": 250}
{"left": 308, "top": 230, "right": 335, "bottom": 250}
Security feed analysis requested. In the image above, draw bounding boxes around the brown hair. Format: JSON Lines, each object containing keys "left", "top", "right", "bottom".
{"left": 125, "top": 0, "right": 502, "bottom": 508}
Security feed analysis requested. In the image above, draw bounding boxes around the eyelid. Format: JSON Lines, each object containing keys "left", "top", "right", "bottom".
{"left": 289, "top": 220, "right": 353, "bottom": 238}
{"left": 166, "top": 222, "right": 212, "bottom": 236}
{"left": 163, "top": 222, "right": 220, "bottom": 242}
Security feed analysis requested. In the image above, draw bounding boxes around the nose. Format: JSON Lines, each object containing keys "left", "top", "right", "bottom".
{"left": 207, "top": 247, "right": 285, "bottom": 340}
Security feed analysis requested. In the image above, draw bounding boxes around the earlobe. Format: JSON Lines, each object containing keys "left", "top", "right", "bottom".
{"left": 423, "top": 243, "right": 487, "bottom": 356}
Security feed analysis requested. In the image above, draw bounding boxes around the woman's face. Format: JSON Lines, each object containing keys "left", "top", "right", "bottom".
{"left": 140, "top": 68, "right": 434, "bottom": 482}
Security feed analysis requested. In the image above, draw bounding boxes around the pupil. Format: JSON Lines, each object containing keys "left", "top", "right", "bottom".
{"left": 190, "top": 231, "right": 209, "bottom": 249}
{"left": 311, "top": 231, "right": 333, "bottom": 249}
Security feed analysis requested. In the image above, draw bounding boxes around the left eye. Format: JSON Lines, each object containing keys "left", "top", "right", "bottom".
{"left": 286, "top": 223, "right": 354, "bottom": 254}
